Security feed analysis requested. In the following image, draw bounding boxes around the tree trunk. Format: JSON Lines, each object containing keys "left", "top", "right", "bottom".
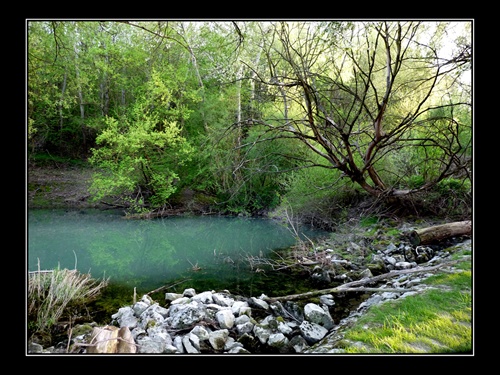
{"left": 408, "top": 220, "right": 471, "bottom": 246}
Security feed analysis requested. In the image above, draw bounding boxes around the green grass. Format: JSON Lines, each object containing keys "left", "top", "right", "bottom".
{"left": 336, "top": 264, "right": 472, "bottom": 353}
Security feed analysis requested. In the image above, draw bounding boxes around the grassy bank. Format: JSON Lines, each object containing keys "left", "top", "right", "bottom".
{"left": 320, "top": 242, "right": 472, "bottom": 354}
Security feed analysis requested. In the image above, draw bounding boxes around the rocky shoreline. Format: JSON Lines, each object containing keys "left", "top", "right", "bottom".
{"left": 28, "top": 237, "right": 471, "bottom": 355}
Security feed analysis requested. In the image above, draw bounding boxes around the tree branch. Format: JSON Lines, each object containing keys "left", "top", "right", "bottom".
{"left": 262, "top": 257, "right": 468, "bottom": 303}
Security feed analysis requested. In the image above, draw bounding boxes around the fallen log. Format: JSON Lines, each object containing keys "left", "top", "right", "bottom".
{"left": 408, "top": 220, "right": 471, "bottom": 246}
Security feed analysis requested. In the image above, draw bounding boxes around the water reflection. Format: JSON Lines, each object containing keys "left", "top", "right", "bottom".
{"left": 27, "top": 209, "right": 326, "bottom": 295}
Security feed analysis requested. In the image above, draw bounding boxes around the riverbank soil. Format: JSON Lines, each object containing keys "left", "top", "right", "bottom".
{"left": 28, "top": 164, "right": 102, "bottom": 209}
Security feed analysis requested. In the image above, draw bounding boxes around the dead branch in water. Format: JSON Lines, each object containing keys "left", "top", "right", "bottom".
{"left": 146, "top": 279, "right": 192, "bottom": 295}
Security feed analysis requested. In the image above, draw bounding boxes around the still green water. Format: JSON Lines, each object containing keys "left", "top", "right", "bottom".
{"left": 28, "top": 209, "right": 327, "bottom": 301}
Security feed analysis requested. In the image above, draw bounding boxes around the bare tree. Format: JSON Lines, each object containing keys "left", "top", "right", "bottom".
{"left": 238, "top": 21, "right": 472, "bottom": 200}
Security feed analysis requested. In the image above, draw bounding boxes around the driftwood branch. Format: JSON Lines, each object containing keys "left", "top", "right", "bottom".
{"left": 146, "top": 279, "right": 191, "bottom": 295}
{"left": 262, "top": 257, "right": 468, "bottom": 303}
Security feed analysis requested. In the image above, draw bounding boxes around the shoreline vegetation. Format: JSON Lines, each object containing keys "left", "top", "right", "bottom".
{"left": 27, "top": 163, "right": 472, "bottom": 354}
{"left": 27, "top": 20, "right": 472, "bottom": 354}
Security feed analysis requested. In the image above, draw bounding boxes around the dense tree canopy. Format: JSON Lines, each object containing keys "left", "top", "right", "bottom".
{"left": 27, "top": 20, "right": 472, "bottom": 218}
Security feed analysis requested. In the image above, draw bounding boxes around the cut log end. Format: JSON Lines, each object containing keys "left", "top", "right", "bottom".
{"left": 408, "top": 220, "right": 471, "bottom": 246}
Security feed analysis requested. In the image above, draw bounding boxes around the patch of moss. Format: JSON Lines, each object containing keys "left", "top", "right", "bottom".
{"left": 360, "top": 216, "right": 379, "bottom": 227}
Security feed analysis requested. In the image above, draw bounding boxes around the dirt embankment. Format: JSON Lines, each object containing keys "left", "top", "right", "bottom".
{"left": 28, "top": 165, "right": 101, "bottom": 209}
{"left": 28, "top": 163, "right": 221, "bottom": 217}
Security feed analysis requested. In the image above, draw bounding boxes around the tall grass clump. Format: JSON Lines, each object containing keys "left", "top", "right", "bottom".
{"left": 28, "top": 261, "right": 109, "bottom": 342}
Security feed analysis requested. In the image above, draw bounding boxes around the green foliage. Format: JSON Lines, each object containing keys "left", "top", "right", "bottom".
{"left": 179, "top": 84, "right": 239, "bottom": 194}
{"left": 233, "top": 136, "right": 298, "bottom": 213}
{"left": 406, "top": 177, "right": 472, "bottom": 219}
{"left": 405, "top": 175, "right": 426, "bottom": 189}
{"left": 360, "top": 216, "right": 379, "bottom": 227}
{"left": 436, "top": 177, "right": 471, "bottom": 196}
{"left": 272, "top": 160, "right": 366, "bottom": 228}
{"left": 29, "top": 152, "right": 87, "bottom": 168}
{"left": 280, "top": 167, "right": 335, "bottom": 211}
{"left": 88, "top": 69, "right": 196, "bottom": 212}
{"left": 28, "top": 20, "right": 472, "bottom": 217}
{"left": 385, "top": 228, "right": 401, "bottom": 237}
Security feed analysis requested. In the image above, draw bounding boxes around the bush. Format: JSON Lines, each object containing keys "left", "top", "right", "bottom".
{"left": 405, "top": 175, "right": 426, "bottom": 189}
{"left": 435, "top": 177, "right": 471, "bottom": 197}
{"left": 271, "top": 166, "right": 368, "bottom": 230}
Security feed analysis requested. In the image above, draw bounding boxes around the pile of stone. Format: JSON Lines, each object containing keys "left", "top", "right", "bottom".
{"left": 95, "top": 288, "right": 338, "bottom": 354}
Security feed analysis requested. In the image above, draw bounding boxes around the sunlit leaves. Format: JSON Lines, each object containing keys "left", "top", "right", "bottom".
{"left": 88, "top": 66, "right": 196, "bottom": 210}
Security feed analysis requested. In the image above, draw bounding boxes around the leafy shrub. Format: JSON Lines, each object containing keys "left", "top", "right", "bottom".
{"left": 406, "top": 175, "right": 426, "bottom": 189}
{"left": 435, "top": 178, "right": 471, "bottom": 196}
{"left": 272, "top": 165, "right": 368, "bottom": 230}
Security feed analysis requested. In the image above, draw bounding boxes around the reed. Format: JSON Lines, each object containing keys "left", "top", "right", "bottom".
{"left": 28, "top": 259, "right": 109, "bottom": 337}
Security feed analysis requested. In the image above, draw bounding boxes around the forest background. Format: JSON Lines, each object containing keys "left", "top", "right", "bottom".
{"left": 27, "top": 20, "right": 472, "bottom": 226}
